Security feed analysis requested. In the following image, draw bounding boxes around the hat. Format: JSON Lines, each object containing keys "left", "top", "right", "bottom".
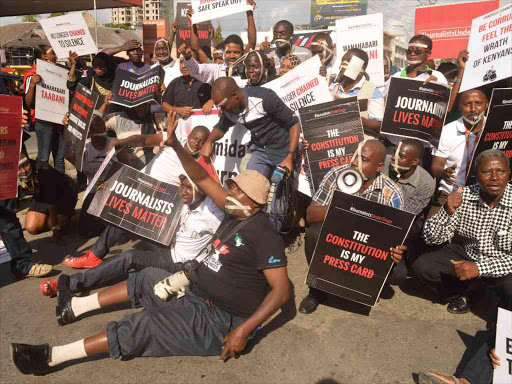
{"left": 226, "top": 170, "right": 270, "bottom": 205}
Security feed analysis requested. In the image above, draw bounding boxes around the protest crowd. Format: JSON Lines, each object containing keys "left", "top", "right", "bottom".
{"left": 2, "top": 1, "right": 512, "bottom": 383}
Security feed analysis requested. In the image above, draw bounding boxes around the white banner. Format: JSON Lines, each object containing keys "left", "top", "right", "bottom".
{"left": 191, "top": 0, "right": 252, "bottom": 24}
{"left": 178, "top": 110, "right": 251, "bottom": 185}
{"left": 35, "top": 59, "right": 69, "bottom": 125}
{"left": 336, "top": 13, "right": 385, "bottom": 86}
{"left": 264, "top": 55, "right": 333, "bottom": 196}
{"left": 460, "top": 4, "right": 512, "bottom": 92}
{"left": 494, "top": 307, "right": 512, "bottom": 384}
{"left": 39, "top": 13, "right": 98, "bottom": 60}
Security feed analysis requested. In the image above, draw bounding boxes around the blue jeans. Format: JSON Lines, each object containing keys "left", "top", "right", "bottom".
{"left": 34, "top": 120, "right": 65, "bottom": 173}
{"left": 0, "top": 198, "right": 33, "bottom": 277}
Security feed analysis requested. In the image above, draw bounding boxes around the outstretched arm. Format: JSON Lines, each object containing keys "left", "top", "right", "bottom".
{"left": 101, "top": 40, "right": 140, "bottom": 56}
{"left": 245, "top": 0, "right": 257, "bottom": 52}
{"left": 162, "top": 112, "right": 228, "bottom": 209}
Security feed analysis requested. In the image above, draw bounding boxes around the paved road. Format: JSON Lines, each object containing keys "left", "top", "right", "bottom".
{"left": 0, "top": 199, "right": 490, "bottom": 384}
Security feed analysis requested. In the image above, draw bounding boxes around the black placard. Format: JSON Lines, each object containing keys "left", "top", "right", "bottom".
{"left": 176, "top": 2, "right": 212, "bottom": 52}
{"left": 381, "top": 77, "right": 451, "bottom": 148}
{"left": 300, "top": 98, "right": 364, "bottom": 193}
{"left": 87, "top": 164, "right": 182, "bottom": 245}
{"left": 306, "top": 191, "right": 415, "bottom": 307}
{"left": 111, "top": 66, "right": 161, "bottom": 108}
{"left": 467, "top": 88, "right": 512, "bottom": 179}
{"left": 63, "top": 84, "right": 99, "bottom": 172}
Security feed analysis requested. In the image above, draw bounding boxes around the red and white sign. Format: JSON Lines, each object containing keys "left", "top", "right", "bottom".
{"left": 142, "top": 19, "right": 169, "bottom": 63}
{"left": 0, "top": 95, "right": 23, "bottom": 200}
{"left": 415, "top": 0, "right": 500, "bottom": 59}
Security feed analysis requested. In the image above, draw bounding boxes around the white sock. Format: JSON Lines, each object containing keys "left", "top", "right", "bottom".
{"left": 49, "top": 339, "right": 87, "bottom": 367}
{"left": 71, "top": 293, "right": 101, "bottom": 318}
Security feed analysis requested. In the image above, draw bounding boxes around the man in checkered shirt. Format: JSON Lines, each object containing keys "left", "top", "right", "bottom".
{"left": 414, "top": 149, "right": 512, "bottom": 315}
{"left": 299, "top": 140, "right": 406, "bottom": 314}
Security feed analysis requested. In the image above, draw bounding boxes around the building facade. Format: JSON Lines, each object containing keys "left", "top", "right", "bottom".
{"left": 111, "top": 0, "right": 161, "bottom": 26}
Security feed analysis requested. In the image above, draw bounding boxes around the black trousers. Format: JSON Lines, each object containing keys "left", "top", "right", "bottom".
{"left": 0, "top": 198, "right": 33, "bottom": 277}
{"left": 304, "top": 222, "right": 408, "bottom": 300}
{"left": 412, "top": 243, "right": 512, "bottom": 310}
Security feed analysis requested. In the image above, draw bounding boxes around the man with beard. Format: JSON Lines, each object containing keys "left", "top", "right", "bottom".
{"left": 429, "top": 89, "right": 489, "bottom": 218}
{"left": 62, "top": 123, "right": 211, "bottom": 269}
{"left": 330, "top": 48, "right": 384, "bottom": 139}
{"left": 265, "top": 20, "right": 312, "bottom": 72}
{"left": 414, "top": 149, "right": 512, "bottom": 316}
{"left": 299, "top": 140, "right": 406, "bottom": 314}
{"left": 11, "top": 112, "right": 291, "bottom": 374}
{"left": 152, "top": 22, "right": 182, "bottom": 87}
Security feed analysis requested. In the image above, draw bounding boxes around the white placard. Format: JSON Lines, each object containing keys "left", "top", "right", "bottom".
{"left": 35, "top": 59, "right": 69, "bottom": 125}
{"left": 191, "top": 0, "right": 252, "bottom": 24}
{"left": 460, "top": 4, "right": 512, "bottom": 92}
{"left": 179, "top": 110, "right": 251, "bottom": 185}
{"left": 264, "top": 55, "right": 334, "bottom": 197}
{"left": 494, "top": 307, "right": 512, "bottom": 383}
{"left": 39, "top": 13, "right": 98, "bottom": 60}
{"left": 336, "top": 13, "right": 384, "bottom": 86}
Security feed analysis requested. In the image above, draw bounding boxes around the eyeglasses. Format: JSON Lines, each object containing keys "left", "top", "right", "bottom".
{"left": 406, "top": 48, "right": 429, "bottom": 55}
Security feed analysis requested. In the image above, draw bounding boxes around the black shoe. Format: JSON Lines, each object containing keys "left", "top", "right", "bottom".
{"left": 299, "top": 294, "right": 321, "bottom": 314}
{"left": 56, "top": 274, "right": 77, "bottom": 326}
{"left": 379, "top": 284, "right": 395, "bottom": 300}
{"left": 447, "top": 296, "right": 470, "bottom": 314}
{"left": 11, "top": 343, "right": 51, "bottom": 375}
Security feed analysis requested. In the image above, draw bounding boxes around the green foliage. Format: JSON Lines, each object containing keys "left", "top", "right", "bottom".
{"left": 21, "top": 15, "right": 39, "bottom": 22}
{"left": 49, "top": 13, "right": 66, "bottom": 18}
{"left": 104, "top": 23, "right": 134, "bottom": 30}
{"left": 214, "top": 24, "right": 223, "bottom": 46}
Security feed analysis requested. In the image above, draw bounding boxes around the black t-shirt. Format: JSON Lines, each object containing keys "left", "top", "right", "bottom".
{"left": 193, "top": 213, "right": 287, "bottom": 318}
{"left": 35, "top": 163, "right": 74, "bottom": 205}
{"left": 162, "top": 76, "right": 211, "bottom": 109}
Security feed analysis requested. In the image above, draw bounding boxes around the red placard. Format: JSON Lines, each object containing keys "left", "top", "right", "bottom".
{"left": 414, "top": 0, "right": 499, "bottom": 59}
{"left": 0, "top": 95, "right": 23, "bottom": 200}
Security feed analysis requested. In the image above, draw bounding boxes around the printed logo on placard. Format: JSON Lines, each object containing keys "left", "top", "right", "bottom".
{"left": 483, "top": 67, "right": 497, "bottom": 83}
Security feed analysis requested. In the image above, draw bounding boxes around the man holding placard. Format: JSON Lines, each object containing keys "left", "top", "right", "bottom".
{"left": 299, "top": 140, "right": 406, "bottom": 314}
{"left": 415, "top": 149, "right": 512, "bottom": 315}
{"left": 330, "top": 48, "right": 384, "bottom": 139}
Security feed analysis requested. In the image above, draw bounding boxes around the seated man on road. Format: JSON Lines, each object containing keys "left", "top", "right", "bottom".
{"left": 299, "top": 140, "right": 406, "bottom": 314}
{"left": 162, "top": 59, "right": 212, "bottom": 119}
{"left": 41, "top": 174, "right": 224, "bottom": 299}
{"left": 202, "top": 77, "right": 300, "bottom": 230}
{"left": 63, "top": 124, "right": 211, "bottom": 269}
{"left": 429, "top": 89, "right": 488, "bottom": 218}
{"left": 330, "top": 48, "right": 384, "bottom": 140}
{"left": 383, "top": 139, "right": 436, "bottom": 282}
{"left": 11, "top": 112, "right": 291, "bottom": 375}
{"left": 413, "top": 149, "right": 512, "bottom": 315}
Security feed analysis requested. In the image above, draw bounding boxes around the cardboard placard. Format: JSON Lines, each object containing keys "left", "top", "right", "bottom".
{"left": 88, "top": 164, "right": 182, "bottom": 245}
{"left": 494, "top": 307, "right": 512, "bottom": 383}
{"left": 63, "top": 84, "right": 99, "bottom": 172}
{"left": 300, "top": 98, "right": 364, "bottom": 193}
{"left": 35, "top": 59, "right": 69, "bottom": 125}
{"left": 460, "top": 4, "right": 512, "bottom": 92}
{"left": 0, "top": 95, "right": 23, "bottom": 200}
{"left": 176, "top": 2, "right": 212, "bottom": 50}
{"left": 467, "top": 88, "right": 512, "bottom": 178}
{"left": 191, "top": 0, "right": 252, "bottom": 24}
{"left": 381, "top": 77, "right": 451, "bottom": 148}
{"left": 39, "top": 13, "right": 98, "bottom": 60}
{"left": 111, "top": 66, "right": 161, "bottom": 108}
{"left": 336, "top": 13, "right": 384, "bottom": 86}
{"left": 306, "top": 191, "right": 415, "bottom": 307}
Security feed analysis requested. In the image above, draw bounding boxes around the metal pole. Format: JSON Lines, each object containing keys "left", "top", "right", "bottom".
{"left": 94, "top": 0, "right": 99, "bottom": 52}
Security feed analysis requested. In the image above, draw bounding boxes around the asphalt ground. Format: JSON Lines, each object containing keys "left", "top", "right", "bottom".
{"left": 0, "top": 192, "right": 493, "bottom": 384}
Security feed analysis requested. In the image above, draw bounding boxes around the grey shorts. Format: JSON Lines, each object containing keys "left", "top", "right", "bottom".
{"left": 106, "top": 267, "right": 246, "bottom": 359}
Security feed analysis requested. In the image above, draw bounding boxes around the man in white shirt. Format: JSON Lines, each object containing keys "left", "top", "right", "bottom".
{"left": 266, "top": 20, "right": 312, "bottom": 72}
{"left": 428, "top": 89, "right": 489, "bottom": 217}
{"left": 41, "top": 175, "right": 224, "bottom": 296}
{"left": 61, "top": 124, "right": 212, "bottom": 269}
